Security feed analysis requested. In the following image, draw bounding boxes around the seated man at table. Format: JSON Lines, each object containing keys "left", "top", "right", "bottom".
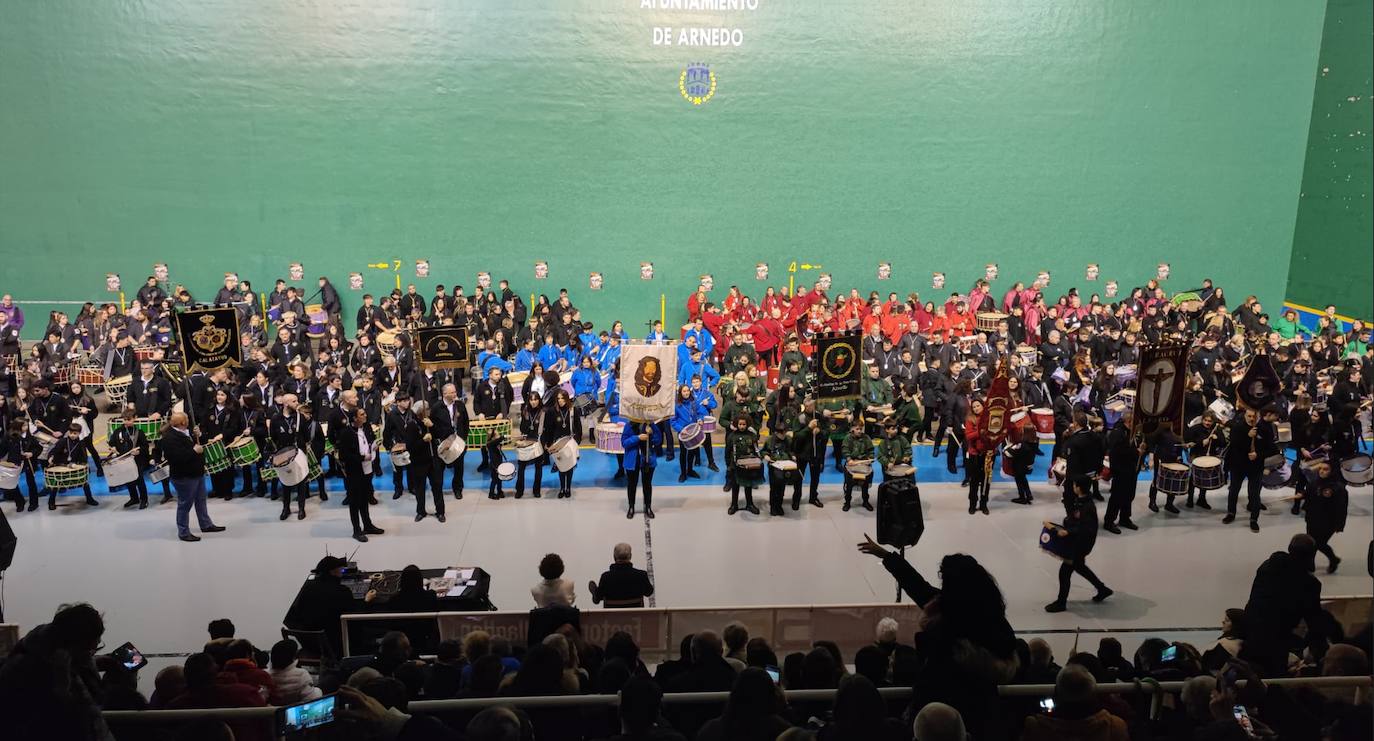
{"left": 588, "top": 543, "right": 655, "bottom": 608}
{"left": 283, "top": 556, "right": 357, "bottom": 660}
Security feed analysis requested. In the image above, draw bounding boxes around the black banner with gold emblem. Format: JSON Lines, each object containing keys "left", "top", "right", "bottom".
{"left": 416, "top": 326, "right": 469, "bottom": 370}
{"left": 1236, "top": 351, "right": 1282, "bottom": 412}
{"left": 175, "top": 308, "right": 241, "bottom": 373}
{"left": 1131, "top": 340, "right": 1187, "bottom": 438}
{"left": 814, "top": 331, "right": 862, "bottom": 402}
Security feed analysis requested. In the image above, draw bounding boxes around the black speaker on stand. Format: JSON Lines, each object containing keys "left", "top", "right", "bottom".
{"left": 876, "top": 477, "right": 923, "bottom": 603}
{"left": 0, "top": 507, "right": 15, "bottom": 622}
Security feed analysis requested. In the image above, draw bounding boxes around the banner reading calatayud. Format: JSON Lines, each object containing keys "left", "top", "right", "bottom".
{"left": 618, "top": 342, "right": 678, "bottom": 423}
{"left": 175, "top": 308, "right": 242, "bottom": 374}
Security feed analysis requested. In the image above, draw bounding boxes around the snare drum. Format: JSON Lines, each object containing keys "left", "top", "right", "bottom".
{"left": 75, "top": 364, "right": 107, "bottom": 386}
{"left": 35, "top": 431, "right": 58, "bottom": 461}
{"left": 389, "top": 444, "right": 411, "bottom": 468}
{"left": 1154, "top": 462, "right": 1191, "bottom": 495}
{"left": 886, "top": 463, "right": 916, "bottom": 480}
{"left": 770, "top": 458, "right": 800, "bottom": 483}
{"left": 1262, "top": 460, "right": 1292, "bottom": 490}
{"left": 1114, "top": 364, "right": 1137, "bottom": 384}
{"left": 1207, "top": 398, "right": 1235, "bottom": 424}
{"left": 0, "top": 462, "right": 23, "bottom": 490}
{"left": 515, "top": 439, "right": 544, "bottom": 462}
{"left": 1049, "top": 457, "right": 1068, "bottom": 485}
{"left": 1275, "top": 422, "right": 1291, "bottom": 443}
{"left": 202, "top": 439, "right": 231, "bottom": 474}
{"left": 574, "top": 393, "right": 596, "bottom": 416}
{"left": 147, "top": 462, "right": 171, "bottom": 484}
{"left": 1030, "top": 408, "right": 1055, "bottom": 436}
{"left": 108, "top": 417, "right": 165, "bottom": 442}
{"left": 104, "top": 375, "right": 133, "bottom": 406}
{"left": 975, "top": 312, "right": 1007, "bottom": 333}
{"left": 134, "top": 344, "right": 161, "bottom": 363}
{"left": 44, "top": 464, "right": 89, "bottom": 491}
{"left": 104, "top": 452, "right": 141, "bottom": 488}
{"left": 227, "top": 437, "right": 261, "bottom": 466}
{"left": 496, "top": 461, "right": 517, "bottom": 481}
{"left": 735, "top": 456, "right": 765, "bottom": 486}
{"left": 701, "top": 415, "right": 718, "bottom": 434}
{"left": 678, "top": 423, "right": 706, "bottom": 450}
{"left": 438, "top": 435, "right": 467, "bottom": 464}
{"left": 845, "top": 460, "right": 873, "bottom": 480}
{"left": 1039, "top": 522, "right": 1073, "bottom": 562}
{"left": 467, "top": 418, "right": 512, "bottom": 447}
{"left": 1191, "top": 455, "right": 1226, "bottom": 490}
{"left": 1340, "top": 455, "right": 1372, "bottom": 486}
{"left": 549, "top": 436, "right": 580, "bottom": 472}
{"left": 1015, "top": 345, "right": 1038, "bottom": 367}
{"left": 595, "top": 421, "right": 626, "bottom": 454}
{"left": 271, "top": 447, "right": 311, "bottom": 486}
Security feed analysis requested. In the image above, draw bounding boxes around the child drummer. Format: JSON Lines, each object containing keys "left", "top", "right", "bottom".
{"left": 109, "top": 408, "right": 152, "bottom": 509}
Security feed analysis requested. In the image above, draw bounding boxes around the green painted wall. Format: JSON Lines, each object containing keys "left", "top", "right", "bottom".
{"left": 1, "top": 0, "right": 1328, "bottom": 338}
{"left": 1285, "top": 0, "right": 1374, "bottom": 320}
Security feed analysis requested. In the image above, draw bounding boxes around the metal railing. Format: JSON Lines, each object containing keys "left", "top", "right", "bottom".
{"left": 101, "top": 676, "right": 1373, "bottom": 723}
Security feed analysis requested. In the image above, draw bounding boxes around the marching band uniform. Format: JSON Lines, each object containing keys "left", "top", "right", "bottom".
{"left": 876, "top": 428, "right": 913, "bottom": 483}
{"left": 622, "top": 421, "right": 662, "bottom": 518}
{"left": 725, "top": 422, "right": 760, "bottom": 515}
{"left": 1, "top": 426, "right": 41, "bottom": 511}
{"left": 542, "top": 398, "right": 582, "bottom": 498}
{"left": 763, "top": 433, "right": 795, "bottom": 516}
{"left": 1146, "top": 427, "right": 1184, "bottom": 514}
{"left": 332, "top": 411, "right": 383, "bottom": 542}
{"left": 431, "top": 392, "right": 469, "bottom": 499}
{"left": 1223, "top": 413, "right": 1277, "bottom": 531}
{"left": 841, "top": 426, "right": 875, "bottom": 512}
{"left": 47, "top": 431, "right": 98, "bottom": 508}
{"left": 1102, "top": 422, "right": 1142, "bottom": 532}
{"left": 271, "top": 406, "right": 311, "bottom": 520}
{"left": 793, "top": 409, "right": 827, "bottom": 508}
{"left": 515, "top": 400, "right": 545, "bottom": 498}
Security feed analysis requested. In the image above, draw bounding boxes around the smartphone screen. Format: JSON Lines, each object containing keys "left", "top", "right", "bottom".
{"left": 1039, "top": 698, "right": 1055, "bottom": 711}
{"left": 1159, "top": 645, "right": 1178, "bottom": 663}
{"left": 279, "top": 694, "right": 337, "bottom": 733}
{"left": 765, "top": 666, "right": 780, "bottom": 683}
{"left": 110, "top": 642, "right": 147, "bottom": 672}
{"left": 1233, "top": 705, "right": 1256, "bottom": 737}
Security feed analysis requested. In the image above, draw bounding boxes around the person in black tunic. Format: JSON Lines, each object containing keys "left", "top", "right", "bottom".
{"left": 108, "top": 408, "right": 152, "bottom": 509}
{"left": 1045, "top": 476, "right": 1112, "bottom": 613}
{"left": 1102, "top": 414, "right": 1145, "bottom": 533}
{"left": 1223, "top": 407, "right": 1277, "bottom": 532}
{"left": 332, "top": 401, "right": 384, "bottom": 543}
{"left": 1301, "top": 461, "right": 1349, "bottom": 573}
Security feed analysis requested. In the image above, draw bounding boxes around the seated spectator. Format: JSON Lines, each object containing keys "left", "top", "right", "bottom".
{"left": 218, "top": 638, "right": 273, "bottom": 700}
{"left": 1096, "top": 638, "right": 1134, "bottom": 681}
{"left": 795, "top": 647, "right": 842, "bottom": 723}
{"left": 167, "top": 653, "right": 270, "bottom": 741}
{"left": 460, "top": 631, "right": 521, "bottom": 689}
{"left": 745, "top": 637, "right": 779, "bottom": 671}
{"left": 819, "top": 674, "right": 906, "bottom": 741}
{"left": 1020, "top": 665, "right": 1127, "bottom": 741}
{"left": 334, "top": 684, "right": 464, "bottom": 741}
{"left": 207, "top": 618, "right": 235, "bottom": 640}
{"left": 696, "top": 667, "right": 793, "bottom": 741}
{"left": 393, "top": 660, "right": 428, "bottom": 701}
{"left": 1025, "top": 638, "right": 1062, "bottom": 684}
{"left": 608, "top": 675, "right": 687, "bottom": 741}
{"left": 0, "top": 602, "right": 112, "bottom": 741}
{"left": 542, "top": 633, "right": 588, "bottom": 692}
{"left": 854, "top": 644, "right": 891, "bottom": 687}
{"left": 653, "top": 634, "right": 695, "bottom": 687}
{"left": 501, "top": 643, "right": 582, "bottom": 741}
{"left": 270, "top": 639, "right": 321, "bottom": 704}
{"left": 371, "top": 630, "right": 414, "bottom": 676}
{"left": 466, "top": 706, "right": 531, "bottom": 741}
{"left": 781, "top": 652, "right": 806, "bottom": 690}
{"left": 100, "top": 664, "right": 148, "bottom": 710}
{"left": 385, "top": 564, "right": 440, "bottom": 612}
{"left": 423, "top": 639, "right": 467, "bottom": 699}
{"left": 150, "top": 665, "right": 187, "bottom": 709}
{"left": 532, "top": 552, "right": 577, "bottom": 608}
{"left": 912, "top": 702, "right": 966, "bottom": 741}
{"left": 605, "top": 631, "right": 651, "bottom": 679}
{"left": 724, "top": 621, "right": 750, "bottom": 668}
{"left": 361, "top": 675, "right": 410, "bottom": 712}
{"left": 462, "top": 654, "right": 507, "bottom": 698}
{"left": 589, "top": 543, "right": 655, "bottom": 608}
{"left": 875, "top": 617, "right": 903, "bottom": 657}
{"left": 664, "top": 631, "right": 739, "bottom": 738}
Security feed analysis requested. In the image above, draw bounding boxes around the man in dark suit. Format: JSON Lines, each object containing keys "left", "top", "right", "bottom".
{"left": 128, "top": 361, "right": 172, "bottom": 419}
{"left": 161, "top": 412, "right": 225, "bottom": 543}
{"left": 473, "top": 368, "right": 512, "bottom": 472}
{"left": 332, "top": 394, "right": 383, "bottom": 543}
{"left": 588, "top": 543, "right": 656, "bottom": 608}
{"left": 1224, "top": 407, "right": 1277, "bottom": 532}
{"left": 430, "top": 383, "right": 469, "bottom": 499}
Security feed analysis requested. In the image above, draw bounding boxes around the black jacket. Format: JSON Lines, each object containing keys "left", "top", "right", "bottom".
{"left": 592, "top": 562, "right": 655, "bottom": 608}
{"left": 1062, "top": 428, "right": 1104, "bottom": 479}
{"left": 161, "top": 427, "right": 205, "bottom": 478}
{"left": 284, "top": 575, "right": 357, "bottom": 657}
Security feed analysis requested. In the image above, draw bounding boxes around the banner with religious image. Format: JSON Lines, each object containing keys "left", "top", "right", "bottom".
{"left": 977, "top": 357, "right": 1014, "bottom": 445}
{"left": 176, "top": 308, "right": 242, "bottom": 373}
{"left": 617, "top": 342, "right": 678, "bottom": 422}
{"left": 814, "top": 331, "right": 862, "bottom": 402}
{"left": 1131, "top": 340, "right": 1188, "bottom": 438}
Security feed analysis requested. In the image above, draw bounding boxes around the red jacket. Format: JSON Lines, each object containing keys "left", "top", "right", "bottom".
{"left": 168, "top": 683, "right": 270, "bottom": 741}
{"left": 218, "top": 659, "right": 274, "bottom": 699}
{"left": 686, "top": 292, "right": 708, "bottom": 322}
{"left": 749, "top": 318, "right": 783, "bottom": 353}
{"left": 964, "top": 417, "right": 987, "bottom": 456}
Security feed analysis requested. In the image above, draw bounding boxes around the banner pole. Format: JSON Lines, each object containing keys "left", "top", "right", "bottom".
{"left": 119, "top": 291, "right": 126, "bottom": 314}
{"left": 660, "top": 294, "right": 665, "bottom": 327}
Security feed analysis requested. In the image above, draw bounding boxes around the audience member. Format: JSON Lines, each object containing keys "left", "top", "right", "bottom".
{"left": 723, "top": 621, "right": 750, "bottom": 668}
{"left": 269, "top": 639, "right": 321, "bottom": 704}
{"left": 166, "top": 653, "right": 270, "bottom": 741}
{"left": 207, "top": 618, "right": 235, "bottom": 640}
{"left": 149, "top": 665, "right": 187, "bottom": 709}
{"left": 532, "top": 553, "right": 577, "bottom": 608}
{"left": 912, "top": 702, "right": 967, "bottom": 741}
{"left": 0, "top": 602, "right": 112, "bottom": 741}
{"left": 424, "top": 639, "right": 468, "bottom": 699}
{"left": 1241, "top": 534, "right": 1328, "bottom": 677}
{"left": 589, "top": 543, "right": 656, "bottom": 608}
{"left": 609, "top": 676, "right": 687, "bottom": 741}
{"left": 696, "top": 667, "right": 793, "bottom": 741}
{"left": 1025, "top": 638, "right": 1062, "bottom": 684}
{"left": 1020, "top": 664, "right": 1128, "bottom": 741}
{"left": 218, "top": 638, "right": 273, "bottom": 700}
{"left": 664, "top": 630, "right": 739, "bottom": 738}
{"left": 654, "top": 634, "right": 695, "bottom": 686}
{"left": 818, "top": 674, "right": 906, "bottom": 741}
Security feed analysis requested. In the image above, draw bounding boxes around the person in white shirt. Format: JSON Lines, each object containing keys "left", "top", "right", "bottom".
{"left": 530, "top": 553, "right": 576, "bottom": 608}
{"left": 269, "top": 639, "right": 321, "bottom": 705}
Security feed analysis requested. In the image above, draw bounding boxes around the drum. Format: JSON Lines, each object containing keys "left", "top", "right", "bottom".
{"left": 227, "top": 437, "right": 261, "bottom": 466}
{"left": 1154, "top": 462, "right": 1191, "bottom": 495}
{"left": 304, "top": 446, "right": 323, "bottom": 482}
{"left": 975, "top": 312, "right": 1007, "bottom": 333}
{"left": 1262, "top": 460, "right": 1292, "bottom": 490}
{"left": 770, "top": 459, "right": 798, "bottom": 471}
{"left": 735, "top": 456, "right": 765, "bottom": 486}
{"left": 389, "top": 444, "right": 411, "bottom": 468}
{"left": 271, "top": 447, "right": 311, "bottom": 486}
{"left": 549, "top": 436, "right": 580, "bottom": 472}
{"left": 320, "top": 423, "right": 336, "bottom": 457}
{"left": 845, "top": 460, "right": 873, "bottom": 480}
{"left": 1039, "top": 522, "right": 1074, "bottom": 562}
{"left": 701, "top": 415, "right": 718, "bottom": 434}
{"left": 1051, "top": 367, "right": 1069, "bottom": 384}
{"left": 52, "top": 362, "right": 75, "bottom": 385}
{"left": 1191, "top": 456, "right": 1226, "bottom": 490}
{"left": 104, "top": 452, "right": 140, "bottom": 488}
{"left": 44, "top": 464, "right": 89, "bottom": 491}
{"left": 108, "top": 417, "right": 165, "bottom": 442}
{"left": 886, "top": 463, "right": 916, "bottom": 479}
{"left": 678, "top": 423, "right": 706, "bottom": 450}
{"left": 1207, "top": 398, "right": 1235, "bottom": 424}
{"left": 134, "top": 344, "right": 161, "bottom": 363}
{"left": 438, "top": 435, "right": 467, "bottom": 464}
{"left": 0, "top": 462, "right": 22, "bottom": 490}
{"left": 515, "top": 439, "right": 544, "bottom": 462}
{"left": 202, "top": 439, "right": 231, "bottom": 474}
{"left": 75, "top": 364, "right": 106, "bottom": 386}
{"left": 1275, "top": 422, "right": 1291, "bottom": 444}
{"left": 596, "top": 422, "right": 625, "bottom": 453}
{"left": 574, "top": 393, "right": 596, "bottom": 416}
{"left": 496, "top": 461, "right": 517, "bottom": 481}
{"left": 1016, "top": 345, "right": 1038, "bottom": 367}
{"left": 1339, "top": 455, "right": 1372, "bottom": 486}
{"left": 147, "top": 462, "right": 171, "bottom": 484}
{"left": 1050, "top": 457, "right": 1068, "bottom": 485}
{"left": 376, "top": 329, "right": 401, "bottom": 354}
{"left": 956, "top": 335, "right": 977, "bottom": 352}
{"left": 1001, "top": 453, "right": 1016, "bottom": 477}
{"left": 35, "top": 431, "right": 58, "bottom": 461}
{"left": 104, "top": 375, "right": 133, "bottom": 406}
{"left": 770, "top": 458, "right": 800, "bottom": 483}
{"left": 1030, "top": 408, "right": 1055, "bottom": 435}
{"left": 1103, "top": 396, "right": 1129, "bottom": 429}
{"left": 1114, "top": 364, "right": 1137, "bottom": 384}
{"left": 864, "top": 404, "right": 894, "bottom": 422}
{"left": 267, "top": 306, "right": 283, "bottom": 323}
{"left": 467, "top": 418, "right": 512, "bottom": 447}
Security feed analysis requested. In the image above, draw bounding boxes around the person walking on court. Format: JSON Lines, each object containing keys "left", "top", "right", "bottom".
{"left": 1046, "top": 476, "right": 1112, "bottom": 613}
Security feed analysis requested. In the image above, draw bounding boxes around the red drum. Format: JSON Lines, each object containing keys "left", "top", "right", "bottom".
{"left": 1030, "top": 408, "right": 1054, "bottom": 435}
{"left": 766, "top": 366, "right": 779, "bottom": 390}
{"left": 134, "top": 344, "right": 161, "bottom": 363}
{"left": 1001, "top": 454, "right": 1015, "bottom": 477}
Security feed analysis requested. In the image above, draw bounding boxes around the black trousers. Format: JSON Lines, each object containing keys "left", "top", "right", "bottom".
{"left": 1226, "top": 465, "right": 1262, "bottom": 518}
{"left": 411, "top": 463, "right": 443, "bottom": 515}
{"left": 1309, "top": 527, "right": 1338, "bottom": 564}
{"left": 1105, "top": 477, "right": 1136, "bottom": 526}
{"left": 441, "top": 452, "right": 465, "bottom": 494}
{"left": 627, "top": 465, "right": 654, "bottom": 510}
{"left": 768, "top": 468, "right": 792, "bottom": 512}
{"left": 556, "top": 469, "right": 574, "bottom": 494}
{"left": 966, "top": 452, "right": 990, "bottom": 507}
{"left": 678, "top": 447, "right": 698, "bottom": 478}
{"left": 1012, "top": 468, "right": 1033, "bottom": 500}
{"left": 917, "top": 405, "right": 939, "bottom": 440}
{"left": 280, "top": 483, "right": 309, "bottom": 513}
{"left": 516, "top": 455, "right": 544, "bottom": 496}
{"left": 80, "top": 437, "right": 105, "bottom": 475}
{"left": 945, "top": 429, "right": 963, "bottom": 473}
{"left": 124, "top": 473, "right": 149, "bottom": 505}
{"left": 346, "top": 474, "right": 376, "bottom": 533}
{"left": 842, "top": 473, "right": 870, "bottom": 504}
{"left": 1056, "top": 556, "right": 1107, "bottom": 603}
{"left": 798, "top": 458, "right": 822, "bottom": 501}
{"left": 830, "top": 437, "right": 845, "bottom": 469}
{"left": 729, "top": 481, "right": 755, "bottom": 509}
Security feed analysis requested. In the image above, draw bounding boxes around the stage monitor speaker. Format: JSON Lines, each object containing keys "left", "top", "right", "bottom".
{"left": 876, "top": 478, "right": 923, "bottom": 548}
{"left": 0, "top": 508, "right": 15, "bottom": 571}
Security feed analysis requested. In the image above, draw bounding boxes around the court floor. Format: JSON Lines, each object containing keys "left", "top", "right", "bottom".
{"left": 5, "top": 443, "right": 1369, "bottom": 690}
